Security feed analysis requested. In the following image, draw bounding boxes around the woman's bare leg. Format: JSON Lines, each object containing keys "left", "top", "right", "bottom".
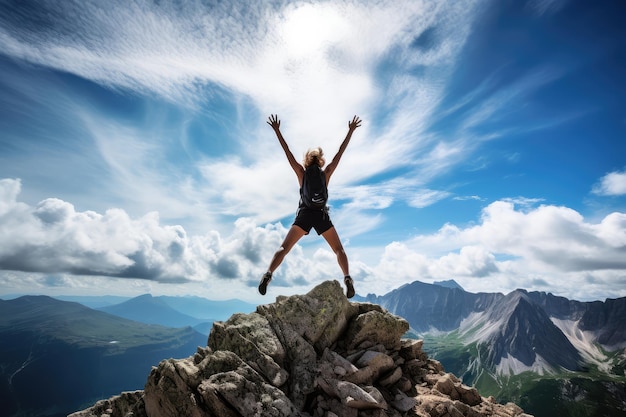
{"left": 260, "top": 225, "right": 307, "bottom": 295}
{"left": 322, "top": 226, "right": 354, "bottom": 297}
{"left": 267, "top": 225, "right": 307, "bottom": 273}
{"left": 321, "top": 226, "right": 349, "bottom": 276}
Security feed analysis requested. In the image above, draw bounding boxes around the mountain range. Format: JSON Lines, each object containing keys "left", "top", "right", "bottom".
{"left": 70, "top": 281, "right": 531, "bottom": 417}
{"left": 0, "top": 296, "right": 206, "bottom": 417}
{"left": 2, "top": 281, "right": 625, "bottom": 417}
{"left": 360, "top": 280, "right": 626, "bottom": 416}
{"left": 97, "top": 294, "right": 256, "bottom": 335}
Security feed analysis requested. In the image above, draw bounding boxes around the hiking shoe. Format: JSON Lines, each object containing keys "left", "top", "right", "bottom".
{"left": 258, "top": 272, "right": 272, "bottom": 295}
{"left": 344, "top": 276, "right": 355, "bottom": 299}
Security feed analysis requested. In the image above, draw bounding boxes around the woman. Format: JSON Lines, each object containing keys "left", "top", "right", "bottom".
{"left": 259, "top": 114, "right": 362, "bottom": 298}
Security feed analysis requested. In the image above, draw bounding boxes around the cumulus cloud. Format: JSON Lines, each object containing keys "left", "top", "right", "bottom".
{"left": 2, "top": 178, "right": 625, "bottom": 301}
{"left": 1, "top": 180, "right": 192, "bottom": 281}
{"left": 592, "top": 169, "right": 626, "bottom": 196}
{"left": 0, "top": 179, "right": 262, "bottom": 283}
{"left": 369, "top": 200, "right": 626, "bottom": 300}
{"left": 426, "top": 201, "right": 625, "bottom": 270}
{"left": 0, "top": 178, "right": 367, "bottom": 291}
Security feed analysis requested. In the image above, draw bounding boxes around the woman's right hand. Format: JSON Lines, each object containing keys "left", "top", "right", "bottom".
{"left": 348, "top": 115, "right": 361, "bottom": 131}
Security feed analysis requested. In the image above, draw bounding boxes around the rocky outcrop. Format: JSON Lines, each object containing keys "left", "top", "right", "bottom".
{"left": 70, "top": 280, "right": 531, "bottom": 417}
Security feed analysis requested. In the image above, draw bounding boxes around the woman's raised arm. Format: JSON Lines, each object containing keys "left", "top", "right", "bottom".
{"left": 324, "top": 115, "right": 362, "bottom": 183}
{"left": 267, "top": 114, "right": 304, "bottom": 181}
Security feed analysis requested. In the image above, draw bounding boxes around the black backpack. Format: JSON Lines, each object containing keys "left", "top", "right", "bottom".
{"left": 301, "top": 164, "right": 328, "bottom": 209}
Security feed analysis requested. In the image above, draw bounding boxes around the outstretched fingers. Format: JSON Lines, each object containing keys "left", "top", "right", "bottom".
{"left": 349, "top": 115, "right": 362, "bottom": 130}
{"left": 267, "top": 114, "right": 281, "bottom": 129}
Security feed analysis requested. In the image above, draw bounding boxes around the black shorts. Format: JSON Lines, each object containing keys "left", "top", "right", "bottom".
{"left": 293, "top": 207, "right": 334, "bottom": 235}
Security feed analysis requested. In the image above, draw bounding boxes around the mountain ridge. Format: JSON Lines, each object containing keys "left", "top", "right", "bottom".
{"left": 460, "top": 290, "right": 582, "bottom": 374}
{"left": 98, "top": 294, "right": 205, "bottom": 328}
{"left": 71, "top": 280, "right": 531, "bottom": 417}
{"left": 3, "top": 282, "right": 624, "bottom": 417}
{"left": 370, "top": 281, "right": 626, "bottom": 360}
{"left": 369, "top": 281, "right": 626, "bottom": 417}
{"left": 0, "top": 295, "right": 206, "bottom": 417}
{"left": 363, "top": 280, "right": 503, "bottom": 333}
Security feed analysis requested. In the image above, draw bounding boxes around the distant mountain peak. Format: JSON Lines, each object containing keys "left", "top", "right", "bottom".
{"left": 135, "top": 293, "right": 153, "bottom": 299}
{"left": 465, "top": 288, "right": 583, "bottom": 374}
{"left": 364, "top": 280, "right": 625, "bottom": 375}
{"left": 485, "top": 288, "right": 534, "bottom": 322}
{"left": 98, "top": 294, "right": 202, "bottom": 328}
{"left": 433, "top": 279, "right": 465, "bottom": 290}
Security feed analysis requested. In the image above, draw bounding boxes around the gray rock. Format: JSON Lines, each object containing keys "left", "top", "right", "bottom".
{"left": 323, "top": 348, "right": 358, "bottom": 376}
{"left": 391, "top": 390, "right": 418, "bottom": 412}
{"left": 208, "top": 312, "right": 288, "bottom": 387}
{"left": 70, "top": 280, "right": 531, "bottom": 417}
{"left": 379, "top": 366, "right": 403, "bottom": 387}
{"left": 257, "top": 280, "right": 358, "bottom": 352}
{"left": 199, "top": 370, "right": 302, "bottom": 417}
{"left": 67, "top": 391, "right": 144, "bottom": 417}
{"left": 346, "top": 310, "right": 410, "bottom": 351}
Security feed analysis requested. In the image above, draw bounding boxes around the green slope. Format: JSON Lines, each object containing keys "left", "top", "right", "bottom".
{"left": 0, "top": 296, "right": 206, "bottom": 417}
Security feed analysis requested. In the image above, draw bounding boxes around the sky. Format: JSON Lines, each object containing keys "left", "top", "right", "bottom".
{"left": 0, "top": 0, "right": 625, "bottom": 303}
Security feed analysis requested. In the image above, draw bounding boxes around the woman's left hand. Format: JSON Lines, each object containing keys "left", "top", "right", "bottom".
{"left": 267, "top": 114, "right": 281, "bottom": 130}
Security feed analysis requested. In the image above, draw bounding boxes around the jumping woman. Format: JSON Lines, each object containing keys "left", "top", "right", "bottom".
{"left": 259, "top": 114, "right": 362, "bottom": 298}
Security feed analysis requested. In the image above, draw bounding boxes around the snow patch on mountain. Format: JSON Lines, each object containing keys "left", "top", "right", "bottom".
{"left": 496, "top": 353, "right": 553, "bottom": 376}
{"left": 458, "top": 311, "right": 499, "bottom": 343}
{"left": 459, "top": 310, "right": 558, "bottom": 376}
{"left": 551, "top": 317, "right": 610, "bottom": 372}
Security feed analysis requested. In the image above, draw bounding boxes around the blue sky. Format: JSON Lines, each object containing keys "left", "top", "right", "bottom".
{"left": 0, "top": 0, "right": 625, "bottom": 302}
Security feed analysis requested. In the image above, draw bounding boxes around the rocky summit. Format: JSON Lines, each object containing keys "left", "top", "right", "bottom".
{"left": 70, "top": 280, "right": 531, "bottom": 417}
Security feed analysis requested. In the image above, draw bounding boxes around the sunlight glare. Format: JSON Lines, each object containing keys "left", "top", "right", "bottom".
{"left": 281, "top": 3, "right": 347, "bottom": 57}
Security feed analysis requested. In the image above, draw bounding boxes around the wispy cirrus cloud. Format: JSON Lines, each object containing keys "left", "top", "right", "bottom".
{"left": 2, "top": 0, "right": 572, "bottom": 229}
{"left": 525, "top": 0, "right": 569, "bottom": 17}
{"left": 0, "top": 0, "right": 581, "bottom": 224}
{"left": 0, "top": 0, "right": 488, "bottom": 226}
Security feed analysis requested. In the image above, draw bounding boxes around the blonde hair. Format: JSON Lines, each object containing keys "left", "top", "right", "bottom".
{"left": 303, "top": 147, "right": 325, "bottom": 168}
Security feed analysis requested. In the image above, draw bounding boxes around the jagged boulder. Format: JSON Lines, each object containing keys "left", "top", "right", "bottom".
{"left": 70, "top": 280, "right": 532, "bottom": 417}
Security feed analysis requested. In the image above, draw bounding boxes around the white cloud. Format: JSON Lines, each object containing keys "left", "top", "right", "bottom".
{"left": 2, "top": 178, "right": 625, "bottom": 302}
{"left": 4, "top": 1, "right": 621, "bottom": 303}
{"left": 434, "top": 246, "right": 499, "bottom": 277}
{"left": 0, "top": 178, "right": 361, "bottom": 295}
{"left": 4, "top": 0, "right": 573, "bottom": 251}
{"left": 367, "top": 200, "right": 626, "bottom": 301}
{"left": 592, "top": 169, "right": 626, "bottom": 196}
{"left": 0, "top": 178, "right": 23, "bottom": 216}
{"left": 0, "top": 179, "right": 225, "bottom": 281}
{"left": 407, "top": 189, "right": 451, "bottom": 208}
